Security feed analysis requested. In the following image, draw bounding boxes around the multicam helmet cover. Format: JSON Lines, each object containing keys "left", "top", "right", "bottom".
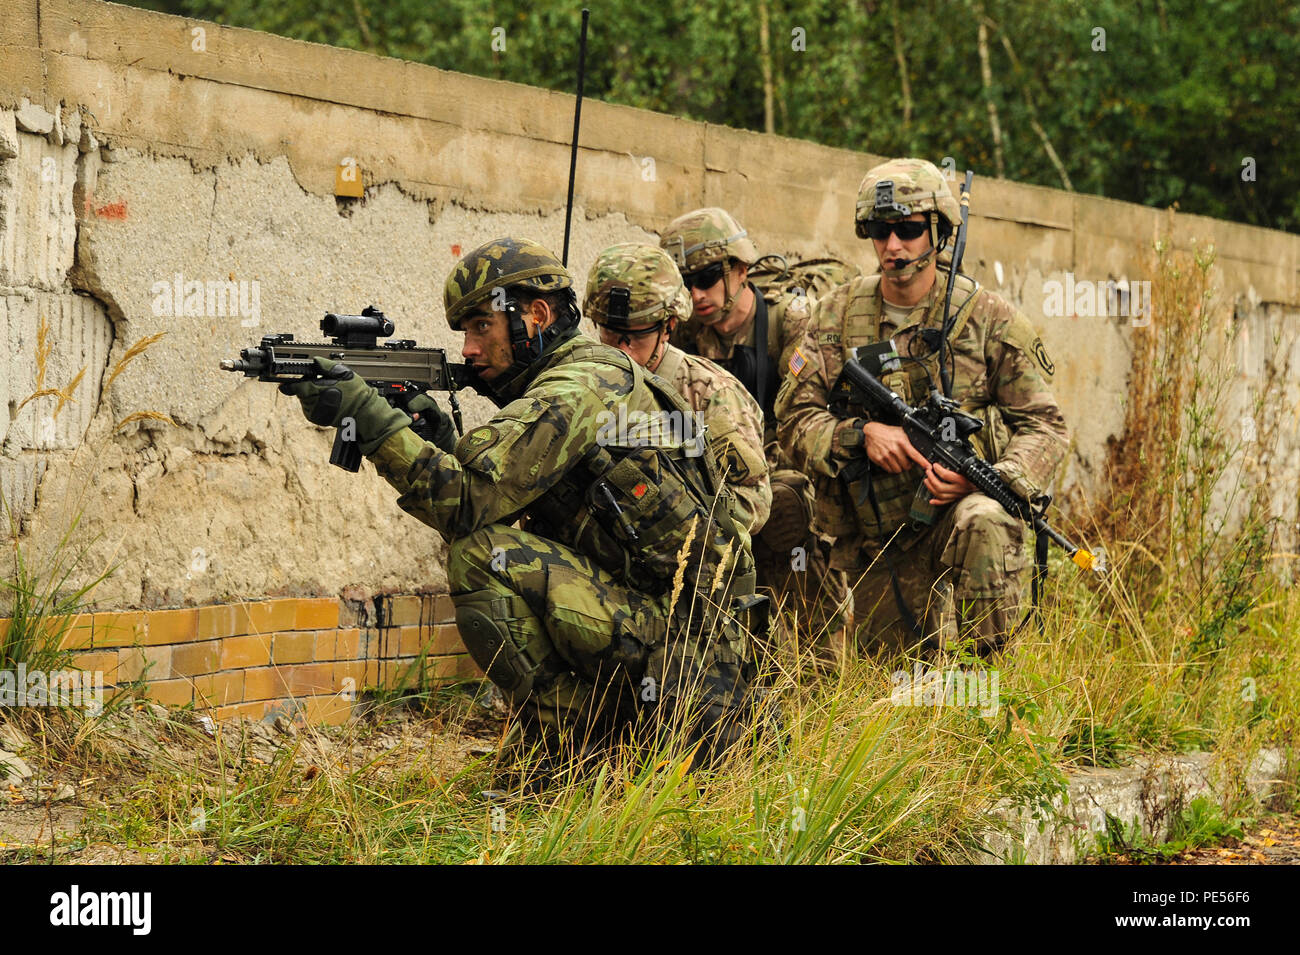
{"left": 855, "top": 158, "right": 961, "bottom": 231}
{"left": 659, "top": 207, "right": 759, "bottom": 275}
{"left": 584, "top": 243, "right": 691, "bottom": 328}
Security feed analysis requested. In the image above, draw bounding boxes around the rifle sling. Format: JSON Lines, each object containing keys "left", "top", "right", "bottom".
{"left": 753, "top": 287, "right": 769, "bottom": 415}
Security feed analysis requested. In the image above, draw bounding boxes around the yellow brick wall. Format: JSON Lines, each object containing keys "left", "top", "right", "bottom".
{"left": 1, "top": 594, "right": 479, "bottom": 726}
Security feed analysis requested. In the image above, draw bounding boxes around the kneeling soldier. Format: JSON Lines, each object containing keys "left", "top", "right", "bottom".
{"left": 584, "top": 242, "right": 772, "bottom": 540}
{"left": 281, "top": 238, "right": 762, "bottom": 757}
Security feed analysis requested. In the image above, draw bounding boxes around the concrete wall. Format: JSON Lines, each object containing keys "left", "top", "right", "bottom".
{"left": 2, "top": 0, "right": 1298, "bottom": 615}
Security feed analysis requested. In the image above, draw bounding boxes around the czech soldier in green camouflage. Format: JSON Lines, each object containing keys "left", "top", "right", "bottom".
{"left": 584, "top": 242, "right": 772, "bottom": 538}
{"left": 775, "top": 159, "right": 1068, "bottom": 655}
{"left": 280, "top": 237, "right": 761, "bottom": 755}
{"left": 661, "top": 208, "right": 849, "bottom": 657}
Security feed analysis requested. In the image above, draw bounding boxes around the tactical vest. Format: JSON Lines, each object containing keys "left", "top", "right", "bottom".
{"left": 681, "top": 287, "right": 781, "bottom": 423}
{"left": 522, "top": 343, "right": 756, "bottom": 606}
{"left": 830, "top": 273, "right": 1006, "bottom": 542}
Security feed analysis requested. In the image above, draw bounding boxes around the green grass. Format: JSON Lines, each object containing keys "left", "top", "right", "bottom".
{"left": 1092, "top": 796, "right": 1250, "bottom": 863}
{"left": 18, "top": 562, "right": 1283, "bottom": 865}
{"left": 5, "top": 239, "right": 1299, "bottom": 863}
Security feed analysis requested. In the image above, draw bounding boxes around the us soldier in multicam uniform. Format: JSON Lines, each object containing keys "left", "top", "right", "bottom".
{"left": 775, "top": 159, "right": 1068, "bottom": 655}
{"left": 583, "top": 242, "right": 771, "bottom": 540}
{"left": 280, "top": 238, "right": 761, "bottom": 755}
{"left": 660, "top": 209, "right": 850, "bottom": 657}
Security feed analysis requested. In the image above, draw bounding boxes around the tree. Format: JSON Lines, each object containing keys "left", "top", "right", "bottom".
{"left": 124, "top": 0, "right": 1300, "bottom": 232}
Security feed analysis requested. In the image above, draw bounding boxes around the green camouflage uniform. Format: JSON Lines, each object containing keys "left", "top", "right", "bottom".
{"left": 661, "top": 209, "right": 850, "bottom": 654}
{"left": 370, "top": 238, "right": 759, "bottom": 744}
{"left": 775, "top": 160, "right": 1068, "bottom": 655}
{"left": 584, "top": 242, "right": 772, "bottom": 538}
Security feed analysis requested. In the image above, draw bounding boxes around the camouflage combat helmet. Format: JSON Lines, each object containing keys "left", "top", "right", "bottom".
{"left": 854, "top": 158, "right": 962, "bottom": 279}
{"left": 443, "top": 237, "right": 575, "bottom": 330}
{"left": 584, "top": 243, "right": 691, "bottom": 329}
{"left": 659, "top": 207, "right": 758, "bottom": 274}
{"left": 443, "top": 237, "right": 580, "bottom": 403}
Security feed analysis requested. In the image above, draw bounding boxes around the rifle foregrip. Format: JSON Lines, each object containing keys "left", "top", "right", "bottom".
{"left": 963, "top": 456, "right": 1029, "bottom": 520}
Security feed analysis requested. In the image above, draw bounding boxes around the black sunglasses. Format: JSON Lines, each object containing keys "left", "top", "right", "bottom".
{"left": 597, "top": 321, "right": 667, "bottom": 345}
{"left": 857, "top": 218, "right": 929, "bottom": 241}
{"left": 682, "top": 262, "right": 727, "bottom": 290}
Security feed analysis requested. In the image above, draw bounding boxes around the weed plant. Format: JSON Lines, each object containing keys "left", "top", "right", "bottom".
{"left": 5, "top": 244, "right": 1297, "bottom": 863}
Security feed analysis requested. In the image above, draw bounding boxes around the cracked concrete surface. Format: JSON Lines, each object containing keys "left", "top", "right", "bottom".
{"left": 1, "top": 0, "right": 1298, "bottom": 613}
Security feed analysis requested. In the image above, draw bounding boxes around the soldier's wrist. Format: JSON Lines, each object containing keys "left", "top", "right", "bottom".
{"left": 834, "top": 417, "right": 868, "bottom": 456}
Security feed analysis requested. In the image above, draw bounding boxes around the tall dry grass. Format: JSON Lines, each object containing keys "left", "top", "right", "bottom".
{"left": 7, "top": 242, "right": 1299, "bottom": 863}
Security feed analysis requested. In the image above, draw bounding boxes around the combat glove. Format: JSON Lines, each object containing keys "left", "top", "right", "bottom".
{"left": 405, "top": 393, "right": 458, "bottom": 453}
{"left": 279, "top": 357, "right": 410, "bottom": 455}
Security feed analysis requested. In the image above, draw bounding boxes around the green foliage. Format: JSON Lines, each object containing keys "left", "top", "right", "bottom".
{"left": 1093, "top": 796, "right": 1247, "bottom": 863}
{"left": 128, "top": 0, "right": 1300, "bottom": 232}
{"left": 0, "top": 509, "right": 105, "bottom": 677}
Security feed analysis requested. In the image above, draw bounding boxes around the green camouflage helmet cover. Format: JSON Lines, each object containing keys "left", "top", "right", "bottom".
{"left": 659, "top": 207, "right": 759, "bottom": 274}
{"left": 443, "top": 237, "right": 574, "bottom": 329}
{"left": 855, "top": 158, "right": 961, "bottom": 230}
{"left": 584, "top": 243, "right": 691, "bottom": 328}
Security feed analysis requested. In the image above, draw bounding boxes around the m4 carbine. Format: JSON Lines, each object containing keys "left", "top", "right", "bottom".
{"left": 832, "top": 354, "right": 1097, "bottom": 574}
{"left": 221, "top": 305, "right": 473, "bottom": 471}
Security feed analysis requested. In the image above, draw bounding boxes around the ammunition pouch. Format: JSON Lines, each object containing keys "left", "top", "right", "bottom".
{"left": 758, "top": 468, "right": 814, "bottom": 552}
{"left": 841, "top": 459, "right": 932, "bottom": 544}
{"left": 526, "top": 359, "right": 753, "bottom": 604}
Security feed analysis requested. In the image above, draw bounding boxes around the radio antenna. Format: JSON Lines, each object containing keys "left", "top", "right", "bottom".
{"left": 561, "top": 8, "right": 590, "bottom": 267}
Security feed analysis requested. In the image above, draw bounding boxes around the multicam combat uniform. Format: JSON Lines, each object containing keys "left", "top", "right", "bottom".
{"left": 653, "top": 345, "right": 770, "bottom": 536}
{"left": 374, "top": 239, "right": 758, "bottom": 746}
{"left": 583, "top": 242, "right": 771, "bottom": 538}
{"left": 775, "top": 162, "right": 1068, "bottom": 654}
{"left": 661, "top": 209, "right": 850, "bottom": 654}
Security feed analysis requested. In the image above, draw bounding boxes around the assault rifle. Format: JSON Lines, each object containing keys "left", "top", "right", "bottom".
{"left": 831, "top": 352, "right": 1098, "bottom": 581}
{"left": 220, "top": 306, "right": 474, "bottom": 472}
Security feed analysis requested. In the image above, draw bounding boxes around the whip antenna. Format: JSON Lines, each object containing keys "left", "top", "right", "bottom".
{"left": 562, "top": 8, "right": 591, "bottom": 267}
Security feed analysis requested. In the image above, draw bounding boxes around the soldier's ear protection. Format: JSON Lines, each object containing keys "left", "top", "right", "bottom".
{"left": 500, "top": 293, "right": 544, "bottom": 361}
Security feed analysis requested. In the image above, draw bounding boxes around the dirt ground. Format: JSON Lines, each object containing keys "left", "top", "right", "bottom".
{"left": 2, "top": 698, "right": 1295, "bottom": 864}
{"left": 0, "top": 694, "right": 506, "bottom": 862}
{"left": 1170, "top": 813, "right": 1300, "bottom": 865}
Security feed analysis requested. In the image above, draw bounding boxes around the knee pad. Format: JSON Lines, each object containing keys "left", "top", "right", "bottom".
{"left": 455, "top": 595, "right": 538, "bottom": 701}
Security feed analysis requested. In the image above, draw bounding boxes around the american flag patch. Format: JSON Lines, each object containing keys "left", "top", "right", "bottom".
{"left": 788, "top": 347, "right": 808, "bottom": 376}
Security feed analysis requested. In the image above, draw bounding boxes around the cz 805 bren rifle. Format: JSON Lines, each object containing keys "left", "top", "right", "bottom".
{"left": 221, "top": 305, "right": 473, "bottom": 472}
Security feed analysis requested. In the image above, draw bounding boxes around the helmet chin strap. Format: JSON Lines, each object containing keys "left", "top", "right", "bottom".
{"left": 707, "top": 262, "right": 745, "bottom": 325}
{"left": 645, "top": 323, "right": 672, "bottom": 372}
